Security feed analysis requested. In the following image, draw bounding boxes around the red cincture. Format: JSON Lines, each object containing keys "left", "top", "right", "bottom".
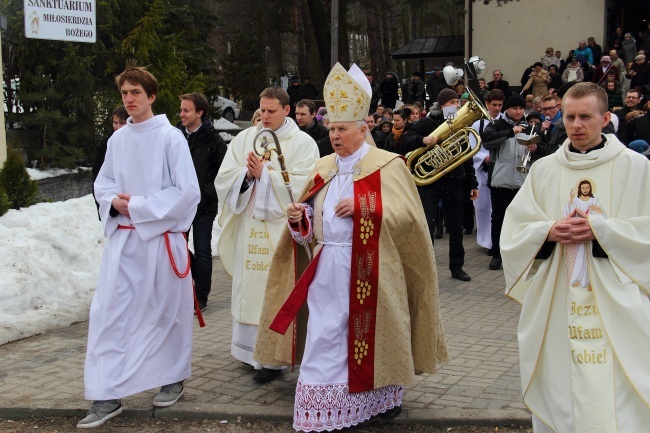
{"left": 117, "top": 224, "right": 205, "bottom": 327}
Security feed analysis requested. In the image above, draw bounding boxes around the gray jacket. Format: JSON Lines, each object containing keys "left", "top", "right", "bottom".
{"left": 481, "top": 116, "right": 529, "bottom": 190}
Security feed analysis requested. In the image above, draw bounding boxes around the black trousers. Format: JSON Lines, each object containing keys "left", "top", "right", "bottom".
{"left": 418, "top": 184, "right": 465, "bottom": 272}
{"left": 489, "top": 187, "right": 519, "bottom": 259}
{"left": 462, "top": 182, "right": 475, "bottom": 231}
{"left": 188, "top": 210, "right": 217, "bottom": 305}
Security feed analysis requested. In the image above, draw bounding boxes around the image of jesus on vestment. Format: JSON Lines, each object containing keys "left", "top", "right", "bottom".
{"left": 562, "top": 179, "right": 606, "bottom": 289}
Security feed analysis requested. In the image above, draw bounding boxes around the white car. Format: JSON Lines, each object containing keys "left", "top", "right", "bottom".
{"left": 214, "top": 96, "right": 240, "bottom": 123}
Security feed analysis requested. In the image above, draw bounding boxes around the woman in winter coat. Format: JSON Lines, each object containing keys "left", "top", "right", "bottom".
{"left": 562, "top": 59, "right": 584, "bottom": 83}
{"left": 621, "top": 33, "right": 638, "bottom": 64}
{"left": 522, "top": 62, "right": 551, "bottom": 97}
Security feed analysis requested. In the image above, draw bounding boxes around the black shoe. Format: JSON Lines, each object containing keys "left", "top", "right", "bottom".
{"left": 489, "top": 258, "right": 502, "bottom": 270}
{"left": 379, "top": 405, "right": 402, "bottom": 419}
{"left": 464, "top": 228, "right": 473, "bottom": 235}
{"left": 253, "top": 368, "right": 281, "bottom": 384}
{"left": 451, "top": 269, "right": 471, "bottom": 281}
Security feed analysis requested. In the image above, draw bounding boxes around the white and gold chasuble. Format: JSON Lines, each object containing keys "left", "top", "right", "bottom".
{"left": 217, "top": 120, "right": 318, "bottom": 324}
{"left": 501, "top": 135, "right": 650, "bottom": 433}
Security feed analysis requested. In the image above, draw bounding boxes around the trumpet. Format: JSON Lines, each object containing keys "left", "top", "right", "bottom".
{"left": 515, "top": 130, "right": 540, "bottom": 174}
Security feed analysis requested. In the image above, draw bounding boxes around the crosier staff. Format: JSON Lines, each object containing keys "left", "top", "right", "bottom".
{"left": 253, "top": 128, "right": 312, "bottom": 261}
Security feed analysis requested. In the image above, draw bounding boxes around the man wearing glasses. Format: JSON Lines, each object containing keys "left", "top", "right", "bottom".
{"left": 539, "top": 94, "right": 565, "bottom": 153}
{"left": 613, "top": 89, "right": 642, "bottom": 144}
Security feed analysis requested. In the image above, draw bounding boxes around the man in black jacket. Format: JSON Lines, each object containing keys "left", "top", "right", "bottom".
{"left": 365, "top": 71, "right": 381, "bottom": 114}
{"left": 178, "top": 92, "right": 228, "bottom": 310}
{"left": 487, "top": 69, "right": 513, "bottom": 100}
{"left": 365, "top": 114, "right": 386, "bottom": 149}
{"left": 301, "top": 77, "right": 319, "bottom": 100}
{"left": 426, "top": 67, "right": 447, "bottom": 109}
{"left": 287, "top": 77, "right": 304, "bottom": 119}
{"left": 400, "top": 88, "right": 479, "bottom": 282}
{"left": 379, "top": 71, "right": 399, "bottom": 109}
{"left": 295, "top": 99, "right": 329, "bottom": 142}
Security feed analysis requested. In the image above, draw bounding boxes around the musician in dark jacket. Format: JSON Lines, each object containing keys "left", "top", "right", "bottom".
{"left": 178, "top": 92, "right": 228, "bottom": 310}
{"left": 400, "top": 88, "right": 479, "bottom": 282}
{"left": 480, "top": 94, "right": 546, "bottom": 271}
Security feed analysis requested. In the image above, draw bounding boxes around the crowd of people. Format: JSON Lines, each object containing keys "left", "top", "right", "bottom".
{"left": 80, "top": 27, "right": 650, "bottom": 431}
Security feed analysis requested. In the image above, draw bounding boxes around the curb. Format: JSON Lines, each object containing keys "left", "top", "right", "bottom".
{"left": 0, "top": 404, "right": 532, "bottom": 427}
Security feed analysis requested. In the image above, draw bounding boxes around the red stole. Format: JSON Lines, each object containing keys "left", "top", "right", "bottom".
{"left": 269, "top": 170, "right": 383, "bottom": 393}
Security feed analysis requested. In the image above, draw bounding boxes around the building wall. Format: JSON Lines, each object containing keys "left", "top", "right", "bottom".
{"left": 471, "top": 0, "right": 606, "bottom": 87}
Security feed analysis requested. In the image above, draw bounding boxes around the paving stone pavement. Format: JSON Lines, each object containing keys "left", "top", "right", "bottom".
{"left": 0, "top": 233, "right": 531, "bottom": 425}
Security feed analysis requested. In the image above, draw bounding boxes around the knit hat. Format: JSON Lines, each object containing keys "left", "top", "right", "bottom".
{"left": 600, "top": 55, "right": 611, "bottom": 63}
{"left": 437, "top": 88, "right": 458, "bottom": 107}
{"left": 526, "top": 111, "right": 543, "bottom": 122}
{"left": 504, "top": 94, "right": 526, "bottom": 110}
{"left": 378, "top": 118, "right": 393, "bottom": 128}
{"left": 460, "top": 92, "right": 469, "bottom": 100}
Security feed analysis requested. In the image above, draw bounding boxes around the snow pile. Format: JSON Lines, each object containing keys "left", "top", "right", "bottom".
{"left": 26, "top": 166, "right": 91, "bottom": 180}
{"left": 213, "top": 118, "right": 241, "bottom": 130}
{"left": 220, "top": 131, "right": 236, "bottom": 142}
{"left": 0, "top": 195, "right": 105, "bottom": 345}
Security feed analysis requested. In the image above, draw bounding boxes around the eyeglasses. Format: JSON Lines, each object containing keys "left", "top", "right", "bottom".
{"left": 541, "top": 105, "right": 559, "bottom": 112}
{"left": 625, "top": 96, "right": 639, "bottom": 100}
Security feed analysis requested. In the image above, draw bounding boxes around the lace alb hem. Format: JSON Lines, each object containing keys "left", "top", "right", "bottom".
{"left": 293, "top": 381, "right": 402, "bottom": 432}
{"left": 289, "top": 203, "right": 314, "bottom": 245}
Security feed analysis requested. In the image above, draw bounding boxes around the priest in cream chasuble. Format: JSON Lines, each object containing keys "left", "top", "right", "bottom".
{"left": 216, "top": 87, "right": 319, "bottom": 372}
{"left": 501, "top": 83, "right": 650, "bottom": 433}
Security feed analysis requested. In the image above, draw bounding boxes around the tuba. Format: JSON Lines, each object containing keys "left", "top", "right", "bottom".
{"left": 406, "top": 88, "right": 490, "bottom": 186}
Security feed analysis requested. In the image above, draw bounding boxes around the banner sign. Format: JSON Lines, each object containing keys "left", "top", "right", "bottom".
{"left": 24, "top": 0, "right": 96, "bottom": 43}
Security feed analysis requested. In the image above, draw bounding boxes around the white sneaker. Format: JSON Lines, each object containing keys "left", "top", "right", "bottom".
{"left": 77, "top": 400, "right": 122, "bottom": 428}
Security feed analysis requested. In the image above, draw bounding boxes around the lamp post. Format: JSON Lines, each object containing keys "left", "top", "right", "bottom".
{"left": 0, "top": 13, "right": 7, "bottom": 166}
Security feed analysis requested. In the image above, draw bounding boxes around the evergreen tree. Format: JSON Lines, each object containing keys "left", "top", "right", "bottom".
{"left": 0, "top": 0, "right": 220, "bottom": 167}
{"left": 221, "top": 32, "right": 269, "bottom": 111}
{"left": 0, "top": 186, "right": 9, "bottom": 217}
{"left": 119, "top": 0, "right": 219, "bottom": 122}
{"left": 0, "top": 146, "right": 38, "bottom": 210}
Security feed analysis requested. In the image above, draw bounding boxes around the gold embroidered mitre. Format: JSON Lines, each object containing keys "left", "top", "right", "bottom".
{"left": 324, "top": 63, "right": 371, "bottom": 122}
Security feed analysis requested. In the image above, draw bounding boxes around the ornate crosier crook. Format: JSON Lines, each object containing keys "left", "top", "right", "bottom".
{"left": 253, "top": 128, "right": 312, "bottom": 260}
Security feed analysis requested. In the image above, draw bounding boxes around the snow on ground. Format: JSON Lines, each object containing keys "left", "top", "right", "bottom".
{"left": 219, "top": 131, "right": 236, "bottom": 142}
{"left": 0, "top": 194, "right": 223, "bottom": 345}
{"left": 0, "top": 195, "right": 105, "bottom": 345}
{"left": 213, "top": 118, "right": 241, "bottom": 130}
{"left": 26, "top": 166, "right": 91, "bottom": 180}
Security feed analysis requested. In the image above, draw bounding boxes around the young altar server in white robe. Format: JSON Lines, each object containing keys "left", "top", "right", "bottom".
{"left": 215, "top": 86, "right": 319, "bottom": 383}
{"left": 469, "top": 89, "right": 506, "bottom": 250}
{"left": 501, "top": 83, "right": 650, "bottom": 433}
{"left": 255, "top": 63, "right": 448, "bottom": 432}
{"left": 79, "top": 66, "right": 200, "bottom": 429}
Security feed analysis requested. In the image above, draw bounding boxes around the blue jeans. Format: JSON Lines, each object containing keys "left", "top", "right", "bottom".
{"left": 189, "top": 211, "right": 217, "bottom": 306}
